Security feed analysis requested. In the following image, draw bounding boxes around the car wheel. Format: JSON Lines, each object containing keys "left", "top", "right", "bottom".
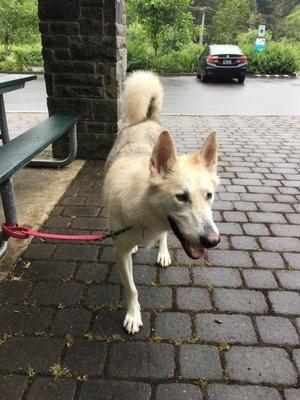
{"left": 201, "top": 72, "right": 206, "bottom": 83}
{"left": 196, "top": 72, "right": 201, "bottom": 79}
{"left": 238, "top": 75, "right": 245, "bottom": 84}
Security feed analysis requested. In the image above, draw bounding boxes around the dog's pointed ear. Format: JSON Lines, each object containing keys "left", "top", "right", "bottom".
{"left": 197, "top": 132, "right": 218, "bottom": 171}
{"left": 150, "top": 130, "right": 177, "bottom": 176}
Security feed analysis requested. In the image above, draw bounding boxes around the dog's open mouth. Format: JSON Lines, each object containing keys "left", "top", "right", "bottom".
{"left": 168, "top": 216, "right": 206, "bottom": 259}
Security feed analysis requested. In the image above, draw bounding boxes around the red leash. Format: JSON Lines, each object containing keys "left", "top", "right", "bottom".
{"left": 1, "top": 224, "right": 131, "bottom": 242}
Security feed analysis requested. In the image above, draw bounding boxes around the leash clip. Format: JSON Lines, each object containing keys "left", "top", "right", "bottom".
{"left": 2, "top": 224, "right": 30, "bottom": 239}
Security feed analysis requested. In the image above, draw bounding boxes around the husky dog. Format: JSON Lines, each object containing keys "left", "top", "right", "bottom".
{"left": 103, "top": 71, "right": 220, "bottom": 334}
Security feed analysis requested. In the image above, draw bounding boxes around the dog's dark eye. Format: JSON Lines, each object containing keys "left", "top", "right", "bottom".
{"left": 176, "top": 191, "right": 190, "bottom": 202}
{"left": 207, "top": 192, "right": 213, "bottom": 200}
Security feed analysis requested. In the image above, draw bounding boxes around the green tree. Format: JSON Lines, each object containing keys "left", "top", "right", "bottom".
{"left": 267, "top": 0, "right": 299, "bottom": 41}
{"left": 127, "top": 22, "right": 154, "bottom": 70}
{"left": 0, "top": 0, "right": 39, "bottom": 53}
{"left": 129, "top": 0, "right": 194, "bottom": 66}
{"left": 159, "top": 13, "right": 199, "bottom": 53}
{"left": 283, "top": 5, "right": 300, "bottom": 42}
{"left": 210, "top": 0, "right": 259, "bottom": 43}
{"left": 190, "top": 0, "right": 218, "bottom": 43}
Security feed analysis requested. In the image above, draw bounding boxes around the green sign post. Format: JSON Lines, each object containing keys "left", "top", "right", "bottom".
{"left": 254, "top": 25, "right": 266, "bottom": 52}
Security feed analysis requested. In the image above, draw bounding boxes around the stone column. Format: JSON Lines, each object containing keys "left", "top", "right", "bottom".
{"left": 38, "top": 0, "right": 126, "bottom": 159}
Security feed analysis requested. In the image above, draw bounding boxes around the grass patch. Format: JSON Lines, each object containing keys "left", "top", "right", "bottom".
{"left": 65, "top": 334, "right": 75, "bottom": 348}
{"left": 150, "top": 336, "right": 163, "bottom": 343}
{"left": 196, "top": 378, "right": 209, "bottom": 388}
{"left": 0, "top": 333, "right": 12, "bottom": 346}
{"left": 26, "top": 366, "right": 37, "bottom": 379}
{"left": 75, "top": 373, "right": 88, "bottom": 381}
{"left": 218, "top": 342, "right": 231, "bottom": 351}
{"left": 50, "top": 364, "right": 71, "bottom": 380}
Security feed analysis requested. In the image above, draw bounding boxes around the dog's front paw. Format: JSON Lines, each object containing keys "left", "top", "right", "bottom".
{"left": 123, "top": 309, "right": 143, "bottom": 334}
{"left": 157, "top": 248, "right": 171, "bottom": 267}
{"left": 131, "top": 246, "right": 138, "bottom": 255}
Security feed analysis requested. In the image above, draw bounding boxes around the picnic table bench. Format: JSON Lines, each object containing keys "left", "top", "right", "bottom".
{"left": 0, "top": 74, "right": 83, "bottom": 258}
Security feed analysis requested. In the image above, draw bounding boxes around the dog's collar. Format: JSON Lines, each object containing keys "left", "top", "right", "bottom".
{"left": 108, "top": 225, "right": 150, "bottom": 239}
{"left": 107, "top": 226, "right": 132, "bottom": 238}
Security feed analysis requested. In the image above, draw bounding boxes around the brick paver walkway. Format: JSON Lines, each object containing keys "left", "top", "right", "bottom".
{"left": 0, "top": 115, "right": 299, "bottom": 400}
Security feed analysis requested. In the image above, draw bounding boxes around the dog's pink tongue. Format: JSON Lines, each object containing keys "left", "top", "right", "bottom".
{"left": 184, "top": 241, "right": 206, "bottom": 259}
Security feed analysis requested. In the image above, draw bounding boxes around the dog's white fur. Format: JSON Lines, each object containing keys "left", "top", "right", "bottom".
{"left": 103, "top": 71, "right": 219, "bottom": 334}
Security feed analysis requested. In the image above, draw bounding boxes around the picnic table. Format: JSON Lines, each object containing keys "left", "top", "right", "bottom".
{"left": 0, "top": 74, "right": 37, "bottom": 257}
{"left": 0, "top": 74, "right": 82, "bottom": 258}
{"left": 0, "top": 74, "right": 37, "bottom": 144}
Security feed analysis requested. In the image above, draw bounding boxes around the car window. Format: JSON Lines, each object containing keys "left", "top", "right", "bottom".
{"left": 210, "top": 45, "right": 243, "bottom": 55}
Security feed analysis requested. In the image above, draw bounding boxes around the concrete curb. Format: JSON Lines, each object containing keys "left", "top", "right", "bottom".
{"left": 0, "top": 70, "right": 45, "bottom": 75}
{"left": 159, "top": 73, "right": 297, "bottom": 79}
{"left": 1, "top": 71, "right": 298, "bottom": 79}
{"left": 252, "top": 74, "right": 296, "bottom": 79}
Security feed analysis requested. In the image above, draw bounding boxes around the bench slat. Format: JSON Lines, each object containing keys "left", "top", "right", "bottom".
{"left": 0, "top": 114, "right": 82, "bottom": 184}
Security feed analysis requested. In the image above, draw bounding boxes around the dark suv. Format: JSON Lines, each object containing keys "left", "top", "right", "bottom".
{"left": 197, "top": 44, "right": 247, "bottom": 83}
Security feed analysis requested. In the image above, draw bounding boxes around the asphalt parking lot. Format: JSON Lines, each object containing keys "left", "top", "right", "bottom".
{"left": 160, "top": 75, "right": 300, "bottom": 115}
{"left": 4, "top": 74, "right": 300, "bottom": 116}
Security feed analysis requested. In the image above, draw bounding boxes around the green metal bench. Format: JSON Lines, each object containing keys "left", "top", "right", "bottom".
{"left": 0, "top": 113, "right": 83, "bottom": 257}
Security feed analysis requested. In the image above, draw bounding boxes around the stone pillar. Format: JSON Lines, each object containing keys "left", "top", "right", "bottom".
{"left": 38, "top": 0, "right": 126, "bottom": 159}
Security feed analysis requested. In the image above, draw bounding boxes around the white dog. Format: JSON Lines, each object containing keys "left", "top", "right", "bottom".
{"left": 103, "top": 71, "right": 220, "bottom": 334}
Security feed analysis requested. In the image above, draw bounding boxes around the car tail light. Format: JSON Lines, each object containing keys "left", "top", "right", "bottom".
{"left": 206, "top": 55, "right": 218, "bottom": 63}
{"left": 237, "top": 55, "right": 247, "bottom": 63}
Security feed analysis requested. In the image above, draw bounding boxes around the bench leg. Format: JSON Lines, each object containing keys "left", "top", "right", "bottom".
{"left": 0, "top": 178, "right": 18, "bottom": 258}
{"left": 0, "top": 94, "right": 10, "bottom": 144}
{"left": 0, "top": 241, "right": 8, "bottom": 258}
{"left": 0, "top": 95, "right": 17, "bottom": 258}
{"left": 28, "top": 125, "right": 78, "bottom": 169}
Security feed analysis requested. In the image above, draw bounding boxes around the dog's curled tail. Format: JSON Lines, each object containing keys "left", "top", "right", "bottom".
{"left": 120, "top": 70, "right": 163, "bottom": 127}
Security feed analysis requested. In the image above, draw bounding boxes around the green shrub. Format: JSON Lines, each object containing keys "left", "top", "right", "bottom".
{"left": 20, "top": 44, "right": 43, "bottom": 66}
{"left": 0, "top": 54, "right": 19, "bottom": 71}
{"left": 277, "top": 39, "right": 300, "bottom": 71}
{"left": 127, "top": 43, "right": 203, "bottom": 73}
{"left": 127, "top": 22, "right": 154, "bottom": 71}
{"left": 156, "top": 43, "right": 203, "bottom": 73}
{"left": 0, "top": 44, "right": 43, "bottom": 71}
{"left": 237, "top": 28, "right": 272, "bottom": 45}
{"left": 242, "top": 42, "right": 297, "bottom": 75}
{"left": 128, "top": 41, "right": 203, "bottom": 73}
{"left": 127, "top": 41, "right": 154, "bottom": 71}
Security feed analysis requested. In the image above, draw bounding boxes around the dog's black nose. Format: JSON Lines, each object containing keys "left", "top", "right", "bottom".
{"left": 200, "top": 234, "right": 220, "bottom": 248}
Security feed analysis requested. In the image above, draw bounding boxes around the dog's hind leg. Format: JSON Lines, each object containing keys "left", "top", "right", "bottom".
{"left": 114, "top": 246, "right": 142, "bottom": 334}
{"left": 157, "top": 233, "right": 171, "bottom": 267}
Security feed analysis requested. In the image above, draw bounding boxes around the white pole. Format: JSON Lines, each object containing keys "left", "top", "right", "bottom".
{"left": 199, "top": 7, "right": 206, "bottom": 45}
